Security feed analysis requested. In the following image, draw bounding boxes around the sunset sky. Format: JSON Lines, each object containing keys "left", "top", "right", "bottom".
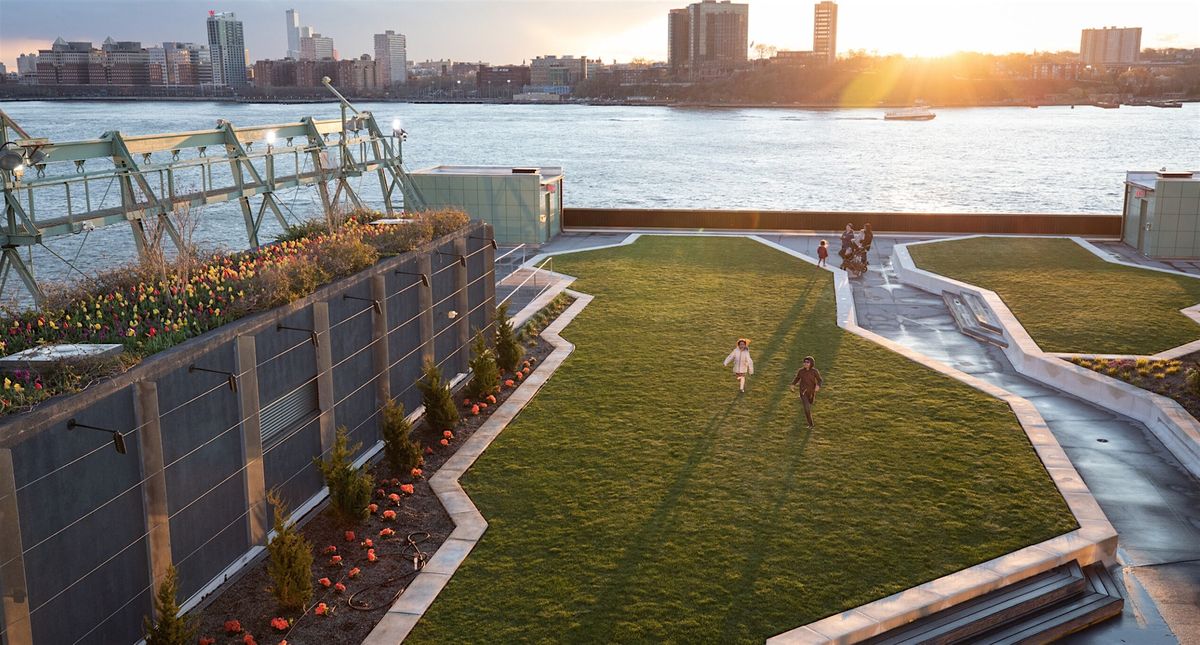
{"left": 1, "top": 0, "right": 1197, "bottom": 69}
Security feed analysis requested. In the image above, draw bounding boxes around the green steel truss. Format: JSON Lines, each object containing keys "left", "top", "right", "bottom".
{"left": 0, "top": 101, "right": 427, "bottom": 305}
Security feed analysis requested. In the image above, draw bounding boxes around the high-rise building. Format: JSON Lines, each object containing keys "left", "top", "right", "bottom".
{"left": 374, "top": 30, "right": 408, "bottom": 86}
{"left": 668, "top": 8, "right": 690, "bottom": 77}
{"left": 683, "top": 0, "right": 748, "bottom": 78}
{"left": 1080, "top": 27, "right": 1141, "bottom": 66}
{"left": 813, "top": 1, "right": 837, "bottom": 64}
{"left": 207, "top": 11, "right": 247, "bottom": 86}
{"left": 529, "top": 55, "right": 589, "bottom": 93}
{"left": 285, "top": 9, "right": 302, "bottom": 59}
{"left": 299, "top": 33, "right": 336, "bottom": 61}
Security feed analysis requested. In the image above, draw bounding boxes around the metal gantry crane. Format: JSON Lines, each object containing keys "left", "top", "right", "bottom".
{"left": 0, "top": 80, "right": 426, "bottom": 306}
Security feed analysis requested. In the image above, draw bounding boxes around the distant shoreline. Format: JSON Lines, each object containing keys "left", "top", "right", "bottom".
{"left": 0, "top": 94, "right": 1194, "bottom": 109}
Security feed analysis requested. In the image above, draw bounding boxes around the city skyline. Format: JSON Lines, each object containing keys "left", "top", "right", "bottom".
{"left": 1, "top": 0, "right": 1198, "bottom": 70}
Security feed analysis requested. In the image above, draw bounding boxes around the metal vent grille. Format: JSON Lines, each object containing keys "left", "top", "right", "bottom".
{"left": 260, "top": 382, "right": 318, "bottom": 449}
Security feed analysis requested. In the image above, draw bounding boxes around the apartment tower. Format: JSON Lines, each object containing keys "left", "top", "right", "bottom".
{"left": 374, "top": 30, "right": 408, "bottom": 86}
{"left": 813, "top": 1, "right": 837, "bottom": 64}
{"left": 206, "top": 11, "right": 247, "bottom": 86}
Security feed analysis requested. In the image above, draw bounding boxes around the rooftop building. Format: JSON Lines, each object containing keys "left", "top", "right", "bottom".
{"left": 374, "top": 30, "right": 408, "bottom": 86}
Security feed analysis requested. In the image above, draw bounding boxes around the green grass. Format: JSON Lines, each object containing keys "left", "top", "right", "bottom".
{"left": 909, "top": 237, "right": 1200, "bottom": 355}
{"left": 409, "top": 237, "right": 1076, "bottom": 644}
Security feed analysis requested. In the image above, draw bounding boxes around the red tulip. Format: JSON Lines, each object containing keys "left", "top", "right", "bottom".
{"left": 345, "top": 531, "right": 355, "bottom": 542}
{"left": 318, "top": 577, "right": 332, "bottom": 588}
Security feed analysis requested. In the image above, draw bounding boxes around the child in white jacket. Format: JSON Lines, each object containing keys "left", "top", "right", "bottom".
{"left": 723, "top": 338, "right": 754, "bottom": 393}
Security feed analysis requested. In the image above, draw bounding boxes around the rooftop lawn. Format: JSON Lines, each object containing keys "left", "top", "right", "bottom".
{"left": 909, "top": 237, "right": 1200, "bottom": 355}
{"left": 409, "top": 236, "right": 1076, "bottom": 643}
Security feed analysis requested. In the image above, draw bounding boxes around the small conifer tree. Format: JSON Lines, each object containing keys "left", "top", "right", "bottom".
{"left": 381, "top": 401, "right": 422, "bottom": 474}
{"left": 417, "top": 359, "right": 459, "bottom": 430}
{"left": 494, "top": 303, "right": 523, "bottom": 374}
{"left": 265, "top": 491, "right": 314, "bottom": 612}
{"left": 314, "top": 428, "right": 374, "bottom": 525}
{"left": 465, "top": 330, "right": 500, "bottom": 401}
{"left": 143, "top": 565, "right": 197, "bottom": 645}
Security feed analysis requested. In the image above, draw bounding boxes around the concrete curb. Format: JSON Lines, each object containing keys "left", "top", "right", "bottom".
{"left": 750, "top": 236, "right": 1118, "bottom": 645}
{"left": 361, "top": 290, "right": 593, "bottom": 644}
{"left": 891, "top": 236, "right": 1200, "bottom": 482}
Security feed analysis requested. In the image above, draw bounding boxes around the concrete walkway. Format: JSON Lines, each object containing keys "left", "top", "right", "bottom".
{"left": 538, "top": 231, "right": 1200, "bottom": 643}
{"left": 760, "top": 234, "right": 1200, "bottom": 645}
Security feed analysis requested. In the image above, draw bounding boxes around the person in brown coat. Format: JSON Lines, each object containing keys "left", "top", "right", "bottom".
{"left": 790, "top": 356, "right": 824, "bottom": 428}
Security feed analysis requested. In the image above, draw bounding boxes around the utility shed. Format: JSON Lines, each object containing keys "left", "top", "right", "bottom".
{"left": 409, "top": 166, "right": 564, "bottom": 244}
{"left": 1123, "top": 170, "right": 1200, "bottom": 259}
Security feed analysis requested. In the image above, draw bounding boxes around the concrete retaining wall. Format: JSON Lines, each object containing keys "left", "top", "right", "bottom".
{"left": 563, "top": 208, "right": 1122, "bottom": 236}
{"left": 0, "top": 222, "right": 496, "bottom": 645}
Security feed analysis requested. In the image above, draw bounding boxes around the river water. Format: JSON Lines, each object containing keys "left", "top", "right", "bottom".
{"left": 0, "top": 100, "right": 1196, "bottom": 301}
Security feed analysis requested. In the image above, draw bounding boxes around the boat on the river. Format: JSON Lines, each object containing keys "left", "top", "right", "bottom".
{"left": 884, "top": 106, "right": 936, "bottom": 121}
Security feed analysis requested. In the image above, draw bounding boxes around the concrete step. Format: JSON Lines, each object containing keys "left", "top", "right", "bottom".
{"left": 975, "top": 563, "right": 1124, "bottom": 645}
{"left": 865, "top": 561, "right": 1087, "bottom": 645}
{"left": 960, "top": 291, "right": 1003, "bottom": 334}
{"left": 943, "top": 291, "right": 1008, "bottom": 348}
{"left": 865, "top": 561, "right": 1123, "bottom": 645}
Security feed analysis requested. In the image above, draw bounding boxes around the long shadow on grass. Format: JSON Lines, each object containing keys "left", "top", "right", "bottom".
{"left": 565, "top": 395, "right": 742, "bottom": 639}
{"left": 566, "top": 273, "right": 827, "bottom": 639}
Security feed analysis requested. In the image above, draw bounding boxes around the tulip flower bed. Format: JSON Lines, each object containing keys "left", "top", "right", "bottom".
{"left": 0, "top": 210, "right": 468, "bottom": 416}
{"left": 908, "top": 237, "right": 1200, "bottom": 355}
{"left": 408, "top": 236, "right": 1077, "bottom": 643}
{"left": 188, "top": 314, "right": 563, "bottom": 644}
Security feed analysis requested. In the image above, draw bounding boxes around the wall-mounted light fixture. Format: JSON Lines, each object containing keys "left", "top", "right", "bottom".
{"left": 67, "top": 418, "right": 127, "bottom": 455}
{"left": 436, "top": 251, "right": 467, "bottom": 267}
{"left": 343, "top": 293, "right": 382, "bottom": 315}
{"left": 189, "top": 364, "right": 239, "bottom": 392}
{"left": 277, "top": 323, "right": 320, "bottom": 348}
{"left": 394, "top": 269, "right": 430, "bottom": 287}
{"left": 469, "top": 235, "right": 499, "bottom": 250}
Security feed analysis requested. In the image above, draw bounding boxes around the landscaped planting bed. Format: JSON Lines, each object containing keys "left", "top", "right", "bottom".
{"left": 185, "top": 315, "right": 564, "bottom": 645}
{"left": 408, "top": 236, "right": 1077, "bottom": 643}
{"left": 0, "top": 209, "right": 468, "bottom": 416}
{"left": 1067, "top": 355, "right": 1200, "bottom": 419}
{"left": 908, "top": 237, "right": 1200, "bottom": 355}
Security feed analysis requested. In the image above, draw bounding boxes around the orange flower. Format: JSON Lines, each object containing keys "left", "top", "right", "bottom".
{"left": 443, "top": 430, "right": 453, "bottom": 439}
{"left": 318, "top": 577, "right": 332, "bottom": 588}
{"left": 362, "top": 538, "right": 374, "bottom": 548}
{"left": 486, "top": 395, "right": 497, "bottom": 404}
{"left": 314, "top": 602, "right": 329, "bottom": 616}
{"left": 323, "top": 545, "right": 337, "bottom": 555}
{"left": 504, "top": 379, "right": 514, "bottom": 387}
{"left": 224, "top": 620, "right": 243, "bottom": 634}
{"left": 348, "top": 567, "right": 361, "bottom": 578}
{"left": 243, "top": 635, "right": 257, "bottom": 645}
{"left": 334, "top": 582, "right": 346, "bottom": 593}
{"left": 388, "top": 493, "right": 401, "bottom": 504}
{"left": 382, "top": 509, "right": 397, "bottom": 521}
{"left": 330, "top": 555, "right": 342, "bottom": 565}
{"left": 367, "top": 549, "right": 378, "bottom": 562}
{"left": 411, "top": 468, "right": 423, "bottom": 478}
{"left": 379, "top": 527, "right": 395, "bottom": 537}
{"left": 345, "top": 530, "right": 356, "bottom": 542}
{"left": 439, "top": 438, "right": 449, "bottom": 446}
{"left": 270, "top": 617, "right": 289, "bottom": 632}
{"left": 471, "top": 404, "right": 480, "bottom": 416}
{"left": 400, "top": 483, "right": 414, "bottom": 495}
{"left": 367, "top": 503, "right": 378, "bottom": 514}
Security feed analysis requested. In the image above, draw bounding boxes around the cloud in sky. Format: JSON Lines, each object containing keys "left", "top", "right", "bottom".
{"left": 1, "top": 0, "right": 1196, "bottom": 68}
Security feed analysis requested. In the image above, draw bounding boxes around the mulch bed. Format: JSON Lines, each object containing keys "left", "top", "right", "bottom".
{"left": 191, "top": 331, "right": 558, "bottom": 645}
{"left": 1067, "top": 353, "right": 1200, "bottom": 420}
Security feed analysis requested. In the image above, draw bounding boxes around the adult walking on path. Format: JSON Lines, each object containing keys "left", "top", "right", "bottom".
{"left": 723, "top": 338, "right": 754, "bottom": 393}
{"left": 790, "top": 356, "right": 824, "bottom": 428}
